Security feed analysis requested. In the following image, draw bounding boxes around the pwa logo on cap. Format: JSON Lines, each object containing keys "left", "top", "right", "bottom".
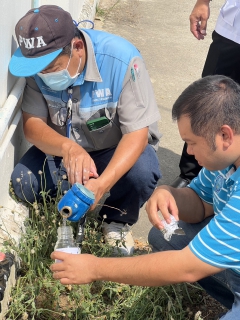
{"left": 19, "top": 35, "right": 47, "bottom": 50}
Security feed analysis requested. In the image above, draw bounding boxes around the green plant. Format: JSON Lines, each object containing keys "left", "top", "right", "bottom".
{"left": 4, "top": 172, "right": 205, "bottom": 320}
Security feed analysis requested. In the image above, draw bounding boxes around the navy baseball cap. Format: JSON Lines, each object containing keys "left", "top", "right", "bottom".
{"left": 9, "top": 5, "right": 75, "bottom": 77}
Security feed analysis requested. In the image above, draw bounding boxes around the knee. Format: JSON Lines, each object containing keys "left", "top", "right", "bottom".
{"left": 127, "top": 162, "right": 160, "bottom": 198}
{"left": 11, "top": 164, "right": 39, "bottom": 204}
{"left": 133, "top": 146, "right": 161, "bottom": 185}
{"left": 148, "top": 227, "right": 161, "bottom": 252}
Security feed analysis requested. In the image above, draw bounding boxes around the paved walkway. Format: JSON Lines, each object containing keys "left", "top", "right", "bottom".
{"left": 95, "top": 0, "right": 222, "bottom": 242}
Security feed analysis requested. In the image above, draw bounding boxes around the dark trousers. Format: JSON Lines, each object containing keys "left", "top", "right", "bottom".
{"left": 148, "top": 217, "right": 235, "bottom": 311}
{"left": 11, "top": 145, "right": 161, "bottom": 225}
{"left": 180, "top": 31, "right": 240, "bottom": 180}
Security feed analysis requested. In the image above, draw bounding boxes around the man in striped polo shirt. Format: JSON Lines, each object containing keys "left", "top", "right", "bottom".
{"left": 148, "top": 75, "right": 240, "bottom": 319}
{"left": 52, "top": 75, "right": 240, "bottom": 320}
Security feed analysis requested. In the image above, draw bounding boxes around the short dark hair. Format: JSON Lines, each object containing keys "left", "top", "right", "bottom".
{"left": 59, "top": 27, "right": 82, "bottom": 57}
{"left": 172, "top": 75, "right": 240, "bottom": 150}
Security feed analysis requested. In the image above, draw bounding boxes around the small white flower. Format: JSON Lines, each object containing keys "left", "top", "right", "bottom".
{"left": 22, "top": 312, "right": 29, "bottom": 320}
{"left": 16, "top": 178, "right": 21, "bottom": 183}
{"left": 38, "top": 170, "right": 43, "bottom": 175}
{"left": 30, "top": 249, "right": 35, "bottom": 254}
{"left": 33, "top": 202, "right": 38, "bottom": 210}
{"left": 27, "top": 171, "right": 32, "bottom": 175}
{"left": 62, "top": 174, "right": 67, "bottom": 180}
{"left": 103, "top": 214, "right": 107, "bottom": 219}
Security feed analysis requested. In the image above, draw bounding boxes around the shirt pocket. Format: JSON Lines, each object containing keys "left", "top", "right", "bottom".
{"left": 48, "top": 102, "right": 67, "bottom": 127}
{"left": 81, "top": 108, "right": 122, "bottom": 150}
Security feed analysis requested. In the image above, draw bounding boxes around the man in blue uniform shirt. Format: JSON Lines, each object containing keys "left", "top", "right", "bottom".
{"left": 52, "top": 75, "right": 240, "bottom": 320}
{"left": 9, "top": 5, "right": 161, "bottom": 256}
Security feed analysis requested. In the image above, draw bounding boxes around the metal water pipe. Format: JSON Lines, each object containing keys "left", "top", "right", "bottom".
{"left": 0, "top": 77, "right": 26, "bottom": 161}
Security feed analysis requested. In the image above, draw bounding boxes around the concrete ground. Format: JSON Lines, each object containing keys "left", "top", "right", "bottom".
{"left": 94, "top": 0, "right": 222, "bottom": 242}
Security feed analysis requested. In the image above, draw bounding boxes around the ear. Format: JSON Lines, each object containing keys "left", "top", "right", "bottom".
{"left": 220, "top": 125, "right": 234, "bottom": 148}
{"left": 73, "top": 39, "right": 84, "bottom": 52}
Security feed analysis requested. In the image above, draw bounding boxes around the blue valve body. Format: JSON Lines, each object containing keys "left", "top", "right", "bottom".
{"left": 58, "top": 183, "right": 95, "bottom": 222}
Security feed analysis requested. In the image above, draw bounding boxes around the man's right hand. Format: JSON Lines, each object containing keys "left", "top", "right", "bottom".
{"left": 145, "top": 186, "right": 179, "bottom": 230}
{"left": 62, "top": 142, "right": 98, "bottom": 185}
{"left": 190, "top": 0, "right": 211, "bottom": 40}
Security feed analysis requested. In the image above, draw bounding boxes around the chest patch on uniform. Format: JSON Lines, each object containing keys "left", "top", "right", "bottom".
{"left": 214, "top": 174, "right": 224, "bottom": 193}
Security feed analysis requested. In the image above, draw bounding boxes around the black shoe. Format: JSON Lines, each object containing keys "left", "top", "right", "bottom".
{"left": 171, "top": 176, "right": 190, "bottom": 188}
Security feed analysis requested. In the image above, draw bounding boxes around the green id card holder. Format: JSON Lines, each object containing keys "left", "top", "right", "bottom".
{"left": 86, "top": 116, "right": 110, "bottom": 131}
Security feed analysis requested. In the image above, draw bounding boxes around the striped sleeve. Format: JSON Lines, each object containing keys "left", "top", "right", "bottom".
{"left": 189, "top": 189, "right": 240, "bottom": 271}
{"left": 188, "top": 168, "right": 214, "bottom": 205}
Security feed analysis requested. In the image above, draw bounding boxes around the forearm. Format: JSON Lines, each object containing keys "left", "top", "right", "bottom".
{"left": 51, "top": 247, "right": 222, "bottom": 286}
{"left": 23, "top": 113, "right": 81, "bottom": 157}
{"left": 97, "top": 128, "right": 148, "bottom": 191}
{"left": 95, "top": 247, "right": 220, "bottom": 286}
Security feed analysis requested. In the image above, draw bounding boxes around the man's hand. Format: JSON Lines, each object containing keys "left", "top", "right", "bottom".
{"left": 23, "top": 112, "right": 99, "bottom": 185}
{"left": 50, "top": 252, "right": 98, "bottom": 285}
{"left": 84, "top": 177, "right": 107, "bottom": 211}
{"left": 61, "top": 143, "right": 98, "bottom": 185}
{"left": 146, "top": 185, "right": 212, "bottom": 225}
{"left": 190, "top": 0, "right": 211, "bottom": 40}
{"left": 145, "top": 186, "right": 179, "bottom": 230}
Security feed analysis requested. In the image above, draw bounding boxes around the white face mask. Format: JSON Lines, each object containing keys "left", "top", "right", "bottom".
{"left": 37, "top": 44, "right": 81, "bottom": 91}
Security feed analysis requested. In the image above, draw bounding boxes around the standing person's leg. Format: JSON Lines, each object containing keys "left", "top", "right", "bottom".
{"left": 171, "top": 31, "right": 240, "bottom": 188}
{"left": 11, "top": 146, "right": 69, "bottom": 203}
{"left": 148, "top": 217, "right": 234, "bottom": 310}
{"left": 90, "top": 145, "right": 161, "bottom": 255}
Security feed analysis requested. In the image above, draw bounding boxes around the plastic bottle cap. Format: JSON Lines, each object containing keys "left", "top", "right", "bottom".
{"left": 0, "top": 253, "right": 6, "bottom": 262}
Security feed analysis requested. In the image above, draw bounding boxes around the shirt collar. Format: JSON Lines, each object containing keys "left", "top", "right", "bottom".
{"left": 78, "top": 30, "right": 102, "bottom": 84}
{"left": 225, "top": 164, "right": 240, "bottom": 183}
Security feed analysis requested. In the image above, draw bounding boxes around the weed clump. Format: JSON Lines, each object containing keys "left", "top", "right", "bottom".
{"left": 5, "top": 177, "right": 204, "bottom": 320}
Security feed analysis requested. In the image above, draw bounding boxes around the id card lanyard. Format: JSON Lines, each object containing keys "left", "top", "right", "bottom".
{"left": 66, "top": 87, "right": 73, "bottom": 138}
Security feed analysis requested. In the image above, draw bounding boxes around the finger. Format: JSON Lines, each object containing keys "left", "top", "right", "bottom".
{"left": 66, "top": 158, "right": 75, "bottom": 185}
{"left": 168, "top": 201, "right": 179, "bottom": 221}
{"left": 157, "top": 203, "right": 172, "bottom": 224}
{"left": 190, "top": 21, "right": 202, "bottom": 40}
{"left": 60, "top": 278, "right": 73, "bottom": 285}
{"left": 90, "top": 160, "right": 99, "bottom": 178}
{"left": 50, "top": 251, "right": 67, "bottom": 262}
{"left": 82, "top": 158, "right": 92, "bottom": 184}
{"left": 52, "top": 270, "right": 66, "bottom": 279}
{"left": 200, "top": 20, "right": 207, "bottom": 36}
{"left": 146, "top": 202, "right": 163, "bottom": 229}
{"left": 74, "top": 157, "right": 83, "bottom": 184}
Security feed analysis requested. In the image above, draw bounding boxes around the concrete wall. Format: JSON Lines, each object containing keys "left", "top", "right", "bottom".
{"left": 0, "top": 0, "right": 99, "bottom": 247}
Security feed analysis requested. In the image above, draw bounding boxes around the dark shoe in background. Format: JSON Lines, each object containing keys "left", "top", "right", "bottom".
{"left": 171, "top": 176, "right": 191, "bottom": 188}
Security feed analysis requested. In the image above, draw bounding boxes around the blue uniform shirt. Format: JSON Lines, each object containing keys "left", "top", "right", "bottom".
{"left": 22, "top": 29, "right": 161, "bottom": 152}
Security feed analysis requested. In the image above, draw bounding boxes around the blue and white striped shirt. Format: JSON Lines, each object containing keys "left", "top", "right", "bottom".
{"left": 189, "top": 165, "right": 240, "bottom": 274}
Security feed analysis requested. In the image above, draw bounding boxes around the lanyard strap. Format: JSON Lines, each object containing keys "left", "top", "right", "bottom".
{"left": 66, "top": 87, "right": 73, "bottom": 138}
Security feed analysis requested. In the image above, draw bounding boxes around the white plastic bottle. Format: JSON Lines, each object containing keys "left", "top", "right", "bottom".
{"left": 54, "top": 225, "right": 80, "bottom": 262}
